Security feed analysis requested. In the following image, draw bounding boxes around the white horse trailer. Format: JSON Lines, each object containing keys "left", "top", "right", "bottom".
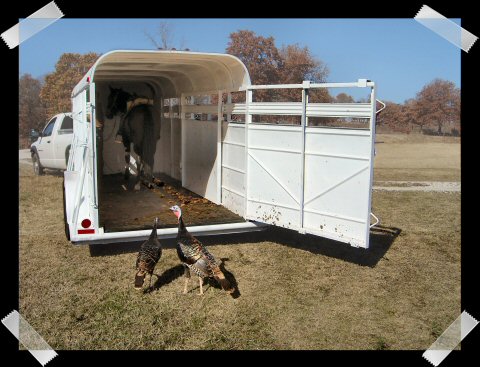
{"left": 64, "top": 50, "right": 380, "bottom": 248}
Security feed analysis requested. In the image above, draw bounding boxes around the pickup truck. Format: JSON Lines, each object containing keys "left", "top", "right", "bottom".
{"left": 30, "top": 113, "right": 74, "bottom": 175}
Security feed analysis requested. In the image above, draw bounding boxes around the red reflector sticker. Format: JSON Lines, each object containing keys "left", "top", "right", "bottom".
{"left": 78, "top": 229, "right": 95, "bottom": 234}
{"left": 81, "top": 219, "right": 92, "bottom": 228}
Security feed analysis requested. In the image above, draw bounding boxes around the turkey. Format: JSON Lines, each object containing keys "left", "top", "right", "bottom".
{"left": 134, "top": 217, "right": 162, "bottom": 290}
{"left": 169, "top": 205, "right": 234, "bottom": 295}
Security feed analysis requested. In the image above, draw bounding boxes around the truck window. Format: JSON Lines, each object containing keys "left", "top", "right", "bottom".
{"left": 43, "top": 118, "right": 56, "bottom": 137}
{"left": 60, "top": 116, "right": 73, "bottom": 130}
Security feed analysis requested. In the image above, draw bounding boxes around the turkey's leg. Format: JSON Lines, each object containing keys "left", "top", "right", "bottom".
{"left": 198, "top": 277, "right": 203, "bottom": 295}
{"left": 183, "top": 266, "right": 191, "bottom": 294}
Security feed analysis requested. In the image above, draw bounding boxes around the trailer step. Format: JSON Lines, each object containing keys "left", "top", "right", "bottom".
{"left": 72, "top": 221, "right": 268, "bottom": 245}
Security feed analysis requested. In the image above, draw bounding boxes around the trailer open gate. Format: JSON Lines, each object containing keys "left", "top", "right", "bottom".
{"left": 221, "top": 80, "right": 377, "bottom": 248}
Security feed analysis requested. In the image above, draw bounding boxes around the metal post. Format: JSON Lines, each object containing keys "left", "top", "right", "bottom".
{"left": 169, "top": 99, "right": 174, "bottom": 177}
{"left": 364, "top": 84, "right": 377, "bottom": 249}
{"left": 299, "top": 81, "right": 309, "bottom": 233}
{"left": 180, "top": 93, "right": 186, "bottom": 185}
{"left": 207, "top": 95, "right": 212, "bottom": 121}
{"left": 88, "top": 85, "right": 98, "bottom": 211}
{"left": 244, "top": 89, "right": 252, "bottom": 218}
{"left": 216, "top": 91, "right": 223, "bottom": 204}
{"left": 227, "top": 93, "right": 232, "bottom": 122}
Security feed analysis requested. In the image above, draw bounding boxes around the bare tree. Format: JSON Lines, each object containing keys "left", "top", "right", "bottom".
{"left": 145, "top": 21, "right": 178, "bottom": 50}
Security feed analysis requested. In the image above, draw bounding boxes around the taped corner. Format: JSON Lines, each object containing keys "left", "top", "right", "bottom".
{"left": 414, "top": 4, "right": 478, "bottom": 52}
{"left": 2, "top": 310, "right": 58, "bottom": 366}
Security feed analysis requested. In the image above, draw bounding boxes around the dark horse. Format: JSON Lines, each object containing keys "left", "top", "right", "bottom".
{"left": 105, "top": 86, "right": 160, "bottom": 190}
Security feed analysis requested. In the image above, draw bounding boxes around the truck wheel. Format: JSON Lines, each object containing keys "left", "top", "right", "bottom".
{"left": 63, "top": 180, "right": 71, "bottom": 241}
{"left": 65, "top": 145, "right": 71, "bottom": 167}
{"left": 32, "top": 152, "right": 44, "bottom": 175}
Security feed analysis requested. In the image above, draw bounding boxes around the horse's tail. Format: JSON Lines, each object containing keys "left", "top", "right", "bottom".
{"left": 142, "top": 106, "right": 158, "bottom": 174}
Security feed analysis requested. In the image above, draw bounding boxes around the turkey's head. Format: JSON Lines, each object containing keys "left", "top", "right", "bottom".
{"left": 169, "top": 205, "right": 182, "bottom": 220}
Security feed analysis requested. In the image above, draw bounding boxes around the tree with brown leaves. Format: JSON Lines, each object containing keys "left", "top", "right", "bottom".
{"left": 226, "top": 30, "right": 283, "bottom": 102}
{"left": 335, "top": 93, "right": 355, "bottom": 103}
{"left": 376, "top": 101, "right": 411, "bottom": 133}
{"left": 40, "top": 53, "right": 100, "bottom": 116}
{"left": 411, "top": 79, "right": 460, "bottom": 135}
{"left": 19, "top": 74, "right": 47, "bottom": 147}
{"left": 226, "top": 30, "right": 331, "bottom": 103}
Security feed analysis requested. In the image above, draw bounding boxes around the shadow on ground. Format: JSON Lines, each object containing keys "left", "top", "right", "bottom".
{"left": 145, "top": 264, "right": 184, "bottom": 294}
{"left": 202, "top": 225, "right": 401, "bottom": 268}
{"left": 203, "top": 258, "right": 241, "bottom": 299}
{"left": 89, "top": 224, "right": 401, "bottom": 268}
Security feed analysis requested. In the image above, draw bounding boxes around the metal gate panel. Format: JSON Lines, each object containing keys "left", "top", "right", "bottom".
{"left": 181, "top": 119, "right": 218, "bottom": 202}
{"left": 221, "top": 122, "right": 246, "bottom": 216}
{"left": 246, "top": 125, "right": 302, "bottom": 229}
{"left": 220, "top": 80, "right": 377, "bottom": 249}
{"left": 303, "top": 128, "right": 372, "bottom": 247}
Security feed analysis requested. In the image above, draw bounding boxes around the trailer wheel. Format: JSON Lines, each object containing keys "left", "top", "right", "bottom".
{"left": 32, "top": 152, "right": 44, "bottom": 175}
{"left": 63, "top": 180, "right": 70, "bottom": 241}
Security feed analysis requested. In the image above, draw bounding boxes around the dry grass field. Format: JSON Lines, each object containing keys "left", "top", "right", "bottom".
{"left": 18, "top": 133, "right": 460, "bottom": 350}
{"left": 374, "top": 134, "right": 460, "bottom": 182}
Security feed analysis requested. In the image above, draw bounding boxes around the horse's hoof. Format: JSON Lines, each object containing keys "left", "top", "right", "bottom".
{"left": 134, "top": 183, "right": 141, "bottom": 191}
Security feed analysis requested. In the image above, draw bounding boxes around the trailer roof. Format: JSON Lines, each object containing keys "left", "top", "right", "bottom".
{"left": 72, "top": 50, "right": 251, "bottom": 98}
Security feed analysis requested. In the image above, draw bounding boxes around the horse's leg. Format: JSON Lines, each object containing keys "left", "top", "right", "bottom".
{"left": 141, "top": 107, "right": 157, "bottom": 184}
{"left": 123, "top": 143, "right": 131, "bottom": 181}
{"left": 115, "top": 114, "right": 126, "bottom": 144}
{"left": 134, "top": 157, "right": 143, "bottom": 191}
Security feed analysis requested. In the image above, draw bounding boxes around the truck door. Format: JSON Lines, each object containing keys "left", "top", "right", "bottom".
{"left": 37, "top": 116, "right": 57, "bottom": 168}
{"left": 53, "top": 114, "right": 73, "bottom": 169}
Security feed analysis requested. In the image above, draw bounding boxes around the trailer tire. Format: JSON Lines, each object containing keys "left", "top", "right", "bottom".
{"left": 63, "top": 180, "right": 71, "bottom": 241}
{"left": 32, "top": 152, "right": 44, "bottom": 176}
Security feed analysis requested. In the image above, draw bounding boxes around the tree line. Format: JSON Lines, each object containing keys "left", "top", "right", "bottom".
{"left": 19, "top": 52, "right": 99, "bottom": 148}
{"left": 376, "top": 79, "right": 460, "bottom": 135}
{"left": 19, "top": 29, "right": 460, "bottom": 147}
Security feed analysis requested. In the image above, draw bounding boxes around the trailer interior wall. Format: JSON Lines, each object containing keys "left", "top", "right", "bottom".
{"left": 89, "top": 51, "right": 251, "bottom": 203}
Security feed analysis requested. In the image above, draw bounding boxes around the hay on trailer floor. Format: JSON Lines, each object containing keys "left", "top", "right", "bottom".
{"left": 99, "top": 173, "right": 244, "bottom": 232}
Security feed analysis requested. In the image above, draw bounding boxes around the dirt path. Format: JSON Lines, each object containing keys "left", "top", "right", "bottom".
{"left": 373, "top": 181, "right": 460, "bottom": 192}
{"left": 19, "top": 149, "right": 31, "bottom": 164}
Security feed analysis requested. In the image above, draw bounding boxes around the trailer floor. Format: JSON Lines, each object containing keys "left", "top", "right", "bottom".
{"left": 99, "top": 173, "right": 245, "bottom": 233}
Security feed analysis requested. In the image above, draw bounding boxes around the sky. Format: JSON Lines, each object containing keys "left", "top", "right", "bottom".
{"left": 19, "top": 18, "right": 461, "bottom": 104}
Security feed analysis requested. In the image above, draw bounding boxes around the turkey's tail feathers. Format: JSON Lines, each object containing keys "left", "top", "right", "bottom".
{"left": 134, "top": 271, "right": 146, "bottom": 289}
{"left": 214, "top": 270, "right": 234, "bottom": 294}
